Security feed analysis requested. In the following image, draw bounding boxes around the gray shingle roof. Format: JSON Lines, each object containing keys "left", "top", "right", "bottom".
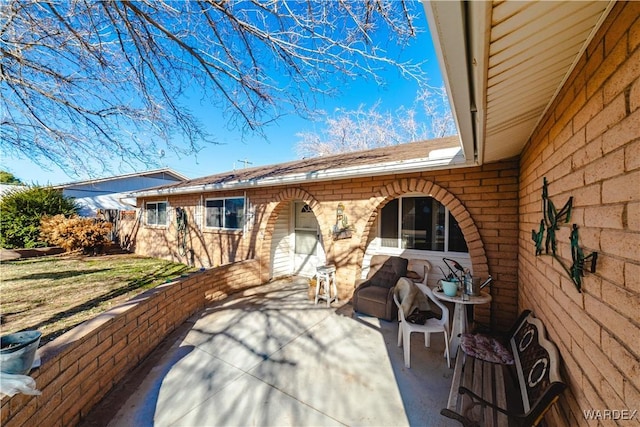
{"left": 160, "top": 136, "right": 460, "bottom": 191}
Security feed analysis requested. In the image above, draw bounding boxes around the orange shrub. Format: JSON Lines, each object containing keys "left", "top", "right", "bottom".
{"left": 40, "top": 215, "right": 112, "bottom": 254}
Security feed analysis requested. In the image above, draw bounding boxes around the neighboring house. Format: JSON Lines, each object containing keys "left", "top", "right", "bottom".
{"left": 1, "top": 171, "right": 186, "bottom": 249}
{"left": 129, "top": 2, "right": 638, "bottom": 426}
{"left": 54, "top": 168, "right": 188, "bottom": 217}
{"left": 0, "top": 183, "right": 27, "bottom": 198}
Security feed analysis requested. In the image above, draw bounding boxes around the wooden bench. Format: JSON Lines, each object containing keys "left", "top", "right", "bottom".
{"left": 441, "top": 310, "right": 566, "bottom": 427}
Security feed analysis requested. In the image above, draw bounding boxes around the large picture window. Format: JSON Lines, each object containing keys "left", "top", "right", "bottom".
{"left": 205, "top": 197, "right": 245, "bottom": 230}
{"left": 380, "top": 196, "right": 468, "bottom": 253}
{"left": 146, "top": 201, "right": 168, "bottom": 226}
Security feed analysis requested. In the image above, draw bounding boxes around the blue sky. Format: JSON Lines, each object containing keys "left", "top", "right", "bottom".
{"left": 3, "top": 6, "right": 444, "bottom": 186}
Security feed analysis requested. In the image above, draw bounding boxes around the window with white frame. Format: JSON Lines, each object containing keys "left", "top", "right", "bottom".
{"left": 380, "top": 196, "right": 468, "bottom": 252}
{"left": 205, "top": 197, "right": 245, "bottom": 230}
{"left": 146, "top": 201, "right": 168, "bottom": 226}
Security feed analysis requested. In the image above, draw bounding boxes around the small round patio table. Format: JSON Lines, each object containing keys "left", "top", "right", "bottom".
{"left": 432, "top": 288, "right": 492, "bottom": 359}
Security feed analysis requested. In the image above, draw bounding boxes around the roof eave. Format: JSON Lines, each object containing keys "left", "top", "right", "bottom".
{"left": 134, "top": 149, "right": 471, "bottom": 198}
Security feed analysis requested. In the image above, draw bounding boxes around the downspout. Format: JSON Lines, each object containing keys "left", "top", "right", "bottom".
{"left": 423, "top": 0, "right": 488, "bottom": 166}
{"left": 463, "top": 0, "right": 479, "bottom": 164}
{"left": 243, "top": 190, "right": 248, "bottom": 239}
{"left": 466, "top": 0, "right": 491, "bottom": 165}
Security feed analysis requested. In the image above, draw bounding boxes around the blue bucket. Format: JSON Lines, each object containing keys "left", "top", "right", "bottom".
{"left": 441, "top": 280, "right": 460, "bottom": 297}
{"left": 1, "top": 331, "right": 42, "bottom": 375}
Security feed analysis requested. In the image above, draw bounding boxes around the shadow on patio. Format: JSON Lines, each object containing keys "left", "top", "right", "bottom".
{"left": 82, "top": 277, "right": 457, "bottom": 427}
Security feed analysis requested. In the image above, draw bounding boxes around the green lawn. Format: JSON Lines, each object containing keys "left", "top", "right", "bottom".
{"left": 1, "top": 254, "right": 197, "bottom": 345}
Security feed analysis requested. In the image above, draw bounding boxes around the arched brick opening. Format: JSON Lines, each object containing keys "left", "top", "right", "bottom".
{"left": 257, "top": 187, "right": 324, "bottom": 282}
{"left": 354, "top": 178, "right": 489, "bottom": 280}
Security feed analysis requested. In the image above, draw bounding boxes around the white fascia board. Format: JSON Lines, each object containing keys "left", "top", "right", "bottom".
{"left": 422, "top": 1, "right": 477, "bottom": 163}
{"left": 133, "top": 150, "right": 471, "bottom": 198}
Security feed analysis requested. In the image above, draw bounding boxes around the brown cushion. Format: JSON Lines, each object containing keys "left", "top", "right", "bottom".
{"left": 406, "top": 309, "right": 436, "bottom": 324}
{"left": 460, "top": 333, "right": 514, "bottom": 365}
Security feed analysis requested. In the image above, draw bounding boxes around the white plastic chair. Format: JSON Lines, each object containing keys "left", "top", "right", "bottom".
{"left": 407, "top": 259, "right": 432, "bottom": 286}
{"left": 394, "top": 282, "right": 451, "bottom": 369}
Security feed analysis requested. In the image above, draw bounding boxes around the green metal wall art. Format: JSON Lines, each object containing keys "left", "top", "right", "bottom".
{"left": 531, "top": 178, "right": 598, "bottom": 292}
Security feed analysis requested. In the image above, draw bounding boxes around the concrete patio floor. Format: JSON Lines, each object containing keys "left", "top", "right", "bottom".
{"left": 83, "top": 277, "right": 458, "bottom": 427}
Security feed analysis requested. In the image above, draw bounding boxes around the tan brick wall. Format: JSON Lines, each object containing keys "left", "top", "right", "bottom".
{"left": 134, "top": 161, "right": 520, "bottom": 332}
{"left": 519, "top": 3, "right": 640, "bottom": 425}
{"left": 0, "top": 261, "right": 261, "bottom": 427}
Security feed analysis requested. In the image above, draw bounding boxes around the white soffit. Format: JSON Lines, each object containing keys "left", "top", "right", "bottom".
{"left": 482, "top": 0, "right": 614, "bottom": 163}
{"left": 425, "top": 0, "right": 615, "bottom": 164}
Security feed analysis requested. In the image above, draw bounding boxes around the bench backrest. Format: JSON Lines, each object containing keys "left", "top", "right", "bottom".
{"left": 509, "top": 311, "right": 565, "bottom": 414}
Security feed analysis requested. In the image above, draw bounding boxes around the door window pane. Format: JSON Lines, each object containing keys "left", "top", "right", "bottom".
{"left": 295, "top": 230, "right": 317, "bottom": 255}
{"left": 295, "top": 203, "right": 316, "bottom": 229}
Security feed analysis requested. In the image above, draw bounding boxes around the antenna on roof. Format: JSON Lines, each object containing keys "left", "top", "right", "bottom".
{"left": 237, "top": 159, "right": 253, "bottom": 168}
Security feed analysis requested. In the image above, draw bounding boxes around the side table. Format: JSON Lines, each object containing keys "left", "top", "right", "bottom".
{"left": 315, "top": 265, "right": 338, "bottom": 307}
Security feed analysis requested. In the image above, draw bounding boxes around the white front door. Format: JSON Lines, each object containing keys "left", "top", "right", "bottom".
{"left": 293, "top": 202, "right": 321, "bottom": 277}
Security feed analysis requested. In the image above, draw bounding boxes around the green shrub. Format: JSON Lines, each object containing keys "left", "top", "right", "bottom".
{"left": 40, "top": 215, "right": 112, "bottom": 254}
{"left": 0, "top": 186, "right": 78, "bottom": 248}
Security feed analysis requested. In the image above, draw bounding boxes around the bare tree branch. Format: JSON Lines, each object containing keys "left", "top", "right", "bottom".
{"left": 1, "top": 0, "right": 428, "bottom": 177}
{"left": 295, "top": 86, "right": 455, "bottom": 158}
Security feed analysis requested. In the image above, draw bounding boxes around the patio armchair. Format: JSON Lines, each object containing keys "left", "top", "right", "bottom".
{"left": 352, "top": 255, "right": 408, "bottom": 321}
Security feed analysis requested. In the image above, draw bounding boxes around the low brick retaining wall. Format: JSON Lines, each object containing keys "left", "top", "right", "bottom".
{"left": 0, "top": 259, "right": 261, "bottom": 426}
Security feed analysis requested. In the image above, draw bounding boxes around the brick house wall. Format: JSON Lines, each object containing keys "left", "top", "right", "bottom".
{"left": 518, "top": 2, "right": 640, "bottom": 425}
{"left": 135, "top": 160, "right": 520, "bottom": 331}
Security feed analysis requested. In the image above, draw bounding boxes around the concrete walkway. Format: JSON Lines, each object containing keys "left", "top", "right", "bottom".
{"left": 83, "top": 277, "right": 457, "bottom": 427}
